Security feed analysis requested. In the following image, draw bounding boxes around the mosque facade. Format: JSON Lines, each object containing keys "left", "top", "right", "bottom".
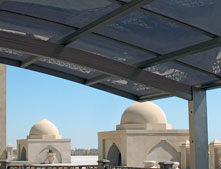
{"left": 98, "top": 102, "right": 221, "bottom": 169}
{"left": 16, "top": 119, "right": 71, "bottom": 164}
{"left": 98, "top": 102, "right": 189, "bottom": 168}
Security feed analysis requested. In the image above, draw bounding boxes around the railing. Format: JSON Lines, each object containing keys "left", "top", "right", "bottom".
{"left": 7, "top": 165, "right": 159, "bottom": 169}
{"left": 7, "top": 164, "right": 98, "bottom": 169}
{"left": 0, "top": 160, "right": 166, "bottom": 169}
{"left": 107, "top": 166, "right": 159, "bottom": 169}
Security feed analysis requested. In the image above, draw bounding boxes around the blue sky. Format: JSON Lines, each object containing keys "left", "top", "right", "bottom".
{"left": 6, "top": 65, "right": 221, "bottom": 149}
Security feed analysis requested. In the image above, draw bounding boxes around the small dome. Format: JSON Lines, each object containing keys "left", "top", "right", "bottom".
{"left": 121, "top": 102, "right": 167, "bottom": 125}
{"left": 29, "top": 119, "right": 61, "bottom": 139}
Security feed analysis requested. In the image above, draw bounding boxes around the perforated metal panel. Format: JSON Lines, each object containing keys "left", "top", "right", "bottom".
{"left": 0, "top": 0, "right": 221, "bottom": 101}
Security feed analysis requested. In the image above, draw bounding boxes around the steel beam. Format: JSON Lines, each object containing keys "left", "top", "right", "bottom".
{"left": 85, "top": 74, "right": 110, "bottom": 86}
{"left": 188, "top": 88, "right": 209, "bottom": 169}
{"left": 174, "top": 60, "right": 221, "bottom": 80}
{"left": 93, "top": 32, "right": 160, "bottom": 56}
{"left": 139, "top": 92, "right": 171, "bottom": 101}
{"left": 0, "top": 56, "right": 20, "bottom": 67}
{"left": 0, "top": 31, "right": 192, "bottom": 100}
{"left": 85, "top": 59, "right": 221, "bottom": 87}
{"left": 0, "top": 55, "right": 140, "bottom": 101}
{"left": 18, "top": 0, "right": 155, "bottom": 67}
{"left": 91, "top": 58, "right": 221, "bottom": 84}
{"left": 0, "top": 9, "right": 151, "bottom": 55}
{"left": 20, "top": 56, "right": 41, "bottom": 68}
{"left": 92, "top": 83, "right": 139, "bottom": 101}
{"left": 2, "top": 8, "right": 220, "bottom": 84}
{"left": 0, "top": 9, "right": 161, "bottom": 57}
{"left": 109, "top": 0, "right": 218, "bottom": 39}
{"left": 137, "top": 37, "right": 221, "bottom": 68}
{"left": 198, "top": 79, "right": 221, "bottom": 90}
{"left": 3, "top": 9, "right": 220, "bottom": 80}
{"left": 56, "top": 0, "right": 155, "bottom": 45}
{"left": 28, "top": 65, "right": 140, "bottom": 101}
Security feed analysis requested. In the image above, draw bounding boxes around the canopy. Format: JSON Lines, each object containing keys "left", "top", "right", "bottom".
{"left": 0, "top": 0, "right": 221, "bottom": 101}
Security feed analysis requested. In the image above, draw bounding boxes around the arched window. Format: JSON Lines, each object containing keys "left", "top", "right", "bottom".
{"left": 107, "top": 143, "right": 121, "bottom": 166}
{"left": 21, "top": 147, "right": 26, "bottom": 161}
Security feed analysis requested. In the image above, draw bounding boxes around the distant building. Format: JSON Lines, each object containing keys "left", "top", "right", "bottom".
{"left": 71, "top": 148, "right": 98, "bottom": 156}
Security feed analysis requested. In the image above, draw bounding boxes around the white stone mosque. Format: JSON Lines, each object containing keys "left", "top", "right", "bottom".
{"left": 98, "top": 102, "right": 189, "bottom": 168}
{"left": 3, "top": 102, "right": 221, "bottom": 169}
{"left": 98, "top": 102, "right": 221, "bottom": 169}
{"left": 8, "top": 119, "right": 71, "bottom": 164}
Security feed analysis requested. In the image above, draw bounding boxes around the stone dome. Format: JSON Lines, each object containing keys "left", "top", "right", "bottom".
{"left": 28, "top": 119, "right": 61, "bottom": 139}
{"left": 120, "top": 102, "right": 167, "bottom": 125}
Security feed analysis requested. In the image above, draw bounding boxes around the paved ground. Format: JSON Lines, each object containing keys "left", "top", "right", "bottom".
{"left": 71, "top": 156, "right": 98, "bottom": 165}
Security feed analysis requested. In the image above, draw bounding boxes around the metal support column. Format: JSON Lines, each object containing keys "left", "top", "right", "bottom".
{"left": 0, "top": 64, "right": 6, "bottom": 159}
{"left": 188, "top": 88, "right": 209, "bottom": 169}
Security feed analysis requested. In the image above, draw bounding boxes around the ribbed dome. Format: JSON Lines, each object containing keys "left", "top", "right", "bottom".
{"left": 29, "top": 119, "right": 61, "bottom": 139}
{"left": 120, "top": 102, "right": 167, "bottom": 125}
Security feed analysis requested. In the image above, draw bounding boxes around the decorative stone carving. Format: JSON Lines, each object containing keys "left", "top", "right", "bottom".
{"left": 47, "top": 151, "right": 56, "bottom": 164}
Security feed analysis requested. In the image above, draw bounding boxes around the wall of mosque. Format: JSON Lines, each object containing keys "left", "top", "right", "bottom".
{"left": 17, "top": 139, "right": 28, "bottom": 161}
{"left": 17, "top": 139, "right": 71, "bottom": 164}
{"left": 28, "top": 139, "right": 71, "bottom": 163}
{"left": 98, "top": 130, "right": 127, "bottom": 166}
{"left": 98, "top": 129, "right": 189, "bottom": 168}
{"left": 126, "top": 131, "right": 188, "bottom": 167}
{"left": 99, "top": 130, "right": 221, "bottom": 169}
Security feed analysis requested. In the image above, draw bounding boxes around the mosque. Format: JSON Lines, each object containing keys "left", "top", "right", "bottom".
{"left": 8, "top": 119, "right": 71, "bottom": 164}
{"left": 3, "top": 102, "right": 221, "bottom": 169}
{"left": 98, "top": 102, "right": 189, "bottom": 168}
{"left": 98, "top": 102, "right": 221, "bottom": 169}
